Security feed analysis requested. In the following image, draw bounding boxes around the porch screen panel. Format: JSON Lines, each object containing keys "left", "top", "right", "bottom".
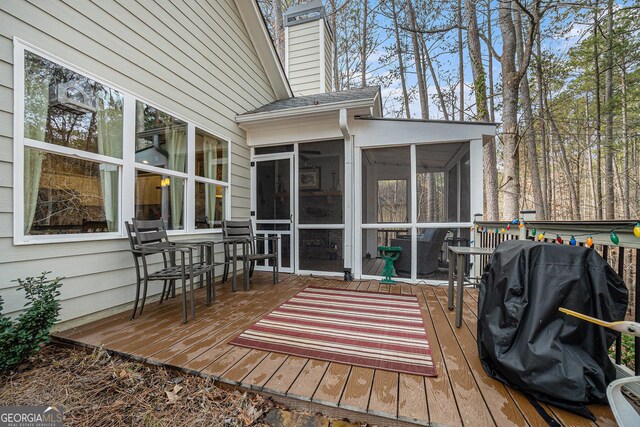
{"left": 361, "top": 146, "right": 411, "bottom": 224}
{"left": 416, "top": 142, "right": 470, "bottom": 223}
{"left": 416, "top": 227, "right": 471, "bottom": 280}
{"left": 298, "top": 140, "right": 344, "bottom": 224}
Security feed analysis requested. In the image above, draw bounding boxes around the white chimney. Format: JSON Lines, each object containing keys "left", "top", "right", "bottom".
{"left": 284, "top": 0, "right": 333, "bottom": 96}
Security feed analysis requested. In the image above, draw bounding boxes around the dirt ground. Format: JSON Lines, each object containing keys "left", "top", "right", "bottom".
{"left": 0, "top": 345, "right": 363, "bottom": 427}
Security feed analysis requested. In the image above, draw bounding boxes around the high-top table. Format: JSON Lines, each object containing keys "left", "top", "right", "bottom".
{"left": 447, "top": 246, "right": 495, "bottom": 328}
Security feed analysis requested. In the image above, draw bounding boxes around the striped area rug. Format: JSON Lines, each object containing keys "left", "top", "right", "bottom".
{"left": 230, "top": 286, "right": 436, "bottom": 376}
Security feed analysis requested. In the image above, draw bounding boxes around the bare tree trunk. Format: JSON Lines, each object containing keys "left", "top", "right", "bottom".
{"left": 549, "top": 111, "right": 580, "bottom": 219}
{"left": 329, "top": 0, "right": 340, "bottom": 91}
{"left": 514, "top": 8, "right": 545, "bottom": 218}
{"left": 345, "top": 8, "right": 351, "bottom": 91}
{"left": 390, "top": 0, "right": 411, "bottom": 118}
{"left": 361, "top": 0, "right": 368, "bottom": 88}
{"left": 420, "top": 34, "right": 449, "bottom": 120}
{"left": 407, "top": 0, "right": 429, "bottom": 118}
{"left": 593, "top": 2, "right": 603, "bottom": 219}
{"left": 604, "top": 0, "right": 614, "bottom": 219}
{"left": 272, "top": 0, "right": 285, "bottom": 65}
{"left": 621, "top": 59, "right": 630, "bottom": 218}
{"left": 586, "top": 95, "right": 598, "bottom": 218}
{"left": 465, "top": 0, "right": 488, "bottom": 121}
{"left": 487, "top": 1, "right": 495, "bottom": 122}
{"left": 465, "top": 0, "right": 498, "bottom": 220}
{"left": 535, "top": 26, "right": 549, "bottom": 217}
{"left": 498, "top": 1, "right": 522, "bottom": 219}
{"left": 458, "top": 0, "right": 464, "bottom": 120}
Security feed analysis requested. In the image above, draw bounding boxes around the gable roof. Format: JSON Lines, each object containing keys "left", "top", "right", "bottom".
{"left": 239, "top": 86, "right": 381, "bottom": 116}
{"left": 234, "top": 0, "right": 292, "bottom": 100}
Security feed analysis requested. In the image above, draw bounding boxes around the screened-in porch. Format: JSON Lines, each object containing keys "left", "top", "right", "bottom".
{"left": 360, "top": 141, "right": 472, "bottom": 281}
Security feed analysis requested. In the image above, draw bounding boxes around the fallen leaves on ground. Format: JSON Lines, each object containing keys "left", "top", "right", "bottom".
{"left": 0, "top": 345, "right": 274, "bottom": 426}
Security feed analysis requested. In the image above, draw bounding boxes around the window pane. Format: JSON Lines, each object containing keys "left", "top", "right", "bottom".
{"left": 135, "top": 170, "right": 185, "bottom": 230}
{"left": 135, "top": 101, "right": 187, "bottom": 173}
{"left": 254, "top": 144, "right": 293, "bottom": 154}
{"left": 256, "top": 159, "right": 290, "bottom": 220}
{"left": 298, "top": 140, "right": 344, "bottom": 224}
{"left": 299, "top": 229, "right": 343, "bottom": 272}
{"left": 195, "top": 182, "right": 225, "bottom": 229}
{"left": 361, "top": 146, "right": 411, "bottom": 224}
{"left": 195, "top": 129, "right": 227, "bottom": 181}
{"left": 24, "top": 51, "right": 123, "bottom": 158}
{"left": 24, "top": 148, "right": 119, "bottom": 235}
{"left": 416, "top": 142, "right": 469, "bottom": 223}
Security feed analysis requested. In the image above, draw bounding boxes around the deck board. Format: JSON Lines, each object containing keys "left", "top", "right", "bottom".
{"left": 53, "top": 273, "right": 617, "bottom": 427}
{"left": 416, "top": 287, "right": 463, "bottom": 427}
{"left": 339, "top": 366, "right": 375, "bottom": 412}
{"left": 287, "top": 359, "right": 329, "bottom": 401}
{"left": 263, "top": 356, "right": 308, "bottom": 395}
{"left": 398, "top": 373, "right": 429, "bottom": 424}
{"left": 367, "top": 369, "right": 399, "bottom": 418}
{"left": 312, "top": 362, "right": 351, "bottom": 407}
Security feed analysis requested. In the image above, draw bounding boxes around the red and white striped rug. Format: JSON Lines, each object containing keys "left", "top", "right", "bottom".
{"left": 230, "top": 286, "right": 436, "bottom": 376}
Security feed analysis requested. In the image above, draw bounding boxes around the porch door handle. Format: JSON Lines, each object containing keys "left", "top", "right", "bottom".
{"left": 290, "top": 214, "right": 293, "bottom": 223}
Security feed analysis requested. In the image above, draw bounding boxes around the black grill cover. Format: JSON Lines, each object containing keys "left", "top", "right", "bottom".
{"left": 477, "top": 240, "right": 628, "bottom": 416}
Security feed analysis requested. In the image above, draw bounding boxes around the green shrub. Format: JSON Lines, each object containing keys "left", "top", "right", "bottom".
{"left": 0, "top": 272, "right": 62, "bottom": 372}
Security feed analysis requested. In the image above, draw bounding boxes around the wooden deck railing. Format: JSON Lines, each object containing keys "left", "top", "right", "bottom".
{"left": 474, "top": 217, "right": 640, "bottom": 377}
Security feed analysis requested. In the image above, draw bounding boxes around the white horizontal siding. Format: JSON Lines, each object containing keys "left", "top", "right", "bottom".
{"left": 0, "top": 0, "right": 277, "bottom": 324}
{"left": 289, "top": 39, "right": 319, "bottom": 53}
{"left": 0, "top": 214, "right": 11, "bottom": 238}
{"left": 0, "top": 137, "right": 12, "bottom": 162}
{"left": 287, "top": 20, "right": 322, "bottom": 96}
{"left": 324, "top": 25, "right": 332, "bottom": 91}
{"left": 288, "top": 21, "right": 320, "bottom": 38}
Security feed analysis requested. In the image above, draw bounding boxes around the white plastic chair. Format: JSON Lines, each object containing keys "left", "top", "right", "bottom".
{"left": 607, "top": 376, "right": 640, "bottom": 427}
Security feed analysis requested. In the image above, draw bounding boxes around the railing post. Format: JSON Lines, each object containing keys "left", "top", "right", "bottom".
{"left": 519, "top": 210, "right": 536, "bottom": 240}
{"left": 472, "top": 213, "right": 482, "bottom": 278}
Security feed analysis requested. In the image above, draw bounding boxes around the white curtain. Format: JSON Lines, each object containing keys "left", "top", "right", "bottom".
{"left": 203, "top": 137, "right": 217, "bottom": 226}
{"left": 96, "top": 95, "right": 122, "bottom": 232}
{"left": 166, "top": 125, "right": 187, "bottom": 229}
{"left": 23, "top": 76, "right": 48, "bottom": 234}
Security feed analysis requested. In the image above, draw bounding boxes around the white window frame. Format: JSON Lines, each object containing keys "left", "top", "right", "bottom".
{"left": 13, "top": 39, "right": 232, "bottom": 244}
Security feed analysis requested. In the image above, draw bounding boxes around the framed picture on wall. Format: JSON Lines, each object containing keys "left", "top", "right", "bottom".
{"left": 299, "top": 167, "right": 321, "bottom": 190}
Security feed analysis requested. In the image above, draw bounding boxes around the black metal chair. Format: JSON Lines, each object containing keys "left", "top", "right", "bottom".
{"left": 221, "top": 220, "right": 279, "bottom": 289}
{"left": 125, "top": 219, "right": 216, "bottom": 323}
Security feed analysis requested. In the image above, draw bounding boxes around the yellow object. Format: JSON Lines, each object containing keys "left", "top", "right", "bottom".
{"left": 537, "top": 232, "right": 545, "bottom": 241}
{"left": 559, "top": 307, "right": 640, "bottom": 337}
{"left": 634, "top": 224, "right": 640, "bottom": 238}
{"left": 501, "top": 227, "right": 506, "bottom": 234}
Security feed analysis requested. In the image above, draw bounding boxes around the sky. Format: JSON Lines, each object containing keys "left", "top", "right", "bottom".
{"left": 346, "top": 1, "right": 595, "bottom": 122}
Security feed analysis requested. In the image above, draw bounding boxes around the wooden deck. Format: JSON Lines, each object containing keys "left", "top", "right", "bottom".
{"left": 53, "top": 273, "right": 617, "bottom": 426}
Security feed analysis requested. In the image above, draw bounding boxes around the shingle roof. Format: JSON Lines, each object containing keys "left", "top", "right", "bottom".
{"left": 240, "top": 86, "right": 380, "bottom": 115}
